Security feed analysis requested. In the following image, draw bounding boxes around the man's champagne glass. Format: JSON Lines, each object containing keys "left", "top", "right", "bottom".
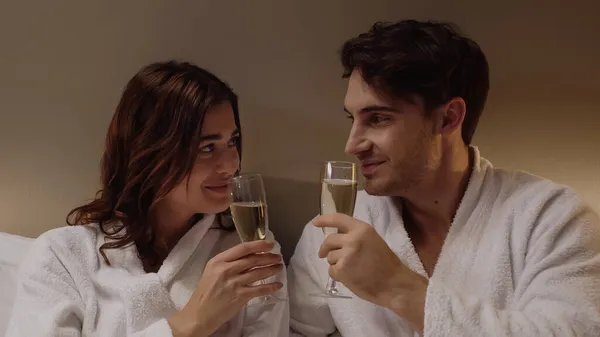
{"left": 312, "top": 161, "right": 357, "bottom": 299}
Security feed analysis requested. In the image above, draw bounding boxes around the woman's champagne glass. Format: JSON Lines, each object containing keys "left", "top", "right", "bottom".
{"left": 229, "top": 173, "right": 285, "bottom": 305}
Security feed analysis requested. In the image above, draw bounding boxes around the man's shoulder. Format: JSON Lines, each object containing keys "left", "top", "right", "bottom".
{"left": 477, "top": 151, "right": 582, "bottom": 209}
{"left": 488, "top": 166, "right": 598, "bottom": 242}
{"left": 490, "top": 166, "right": 585, "bottom": 211}
{"left": 489, "top": 167, "right": 600, "bottom": 261}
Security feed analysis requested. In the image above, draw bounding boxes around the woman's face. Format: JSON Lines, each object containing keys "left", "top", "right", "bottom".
{"left": 165, "top": 102, "right": 240, "bottom": 216}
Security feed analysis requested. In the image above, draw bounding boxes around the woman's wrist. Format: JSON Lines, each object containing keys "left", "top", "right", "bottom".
{"left": 168, "top": 310, "right": 208, "bottom": 337}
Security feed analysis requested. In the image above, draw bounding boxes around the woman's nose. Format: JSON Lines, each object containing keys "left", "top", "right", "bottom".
{"left": 216, "top": 147, "right": 240, "bottom": 175}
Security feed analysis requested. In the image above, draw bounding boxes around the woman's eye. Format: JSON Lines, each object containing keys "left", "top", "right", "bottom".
{"left": 199, "top": 144, "right": 214, "bottom": 154}
{"left": 228, "top": 136, "right": 240, "bottom": 147}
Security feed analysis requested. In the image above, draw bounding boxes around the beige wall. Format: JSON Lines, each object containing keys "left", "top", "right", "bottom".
{"left": 1, "top": 0, "right": 598, "bottom": 260}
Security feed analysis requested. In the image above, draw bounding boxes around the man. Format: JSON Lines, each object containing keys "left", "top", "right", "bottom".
{"left": 288, "top": 19, "right": 600, "bottom": 336}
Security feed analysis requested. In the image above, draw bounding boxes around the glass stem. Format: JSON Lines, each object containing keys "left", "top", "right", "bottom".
{"left": 326, "top": 277, "right": 340, "bottom": 295}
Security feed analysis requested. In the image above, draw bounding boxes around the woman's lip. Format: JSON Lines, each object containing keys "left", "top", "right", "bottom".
{"left": 204, "top": 185, "right": 230, "bottom": 196}
{"left": 204, "top": 185, "right": 228, "bottom": 190}
{"left": 204, "top": 181, "right": 232, "bottom": 188}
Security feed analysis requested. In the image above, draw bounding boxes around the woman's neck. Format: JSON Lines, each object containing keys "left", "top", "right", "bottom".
{"left": 145, "top": 201, "right": 195, "bottom": 272}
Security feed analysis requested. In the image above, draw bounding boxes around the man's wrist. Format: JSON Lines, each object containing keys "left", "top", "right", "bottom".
{"left": 384, "top": 273, "right": 428, "bottom": 333}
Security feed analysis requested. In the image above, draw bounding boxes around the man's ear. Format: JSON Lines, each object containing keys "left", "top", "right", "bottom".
{"left": 439, "top": 97, "right": 466, "bottom": 134}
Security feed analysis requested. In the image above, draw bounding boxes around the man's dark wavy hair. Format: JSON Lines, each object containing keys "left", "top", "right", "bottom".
{"left": 341, "top": 19, "right": 490, "bottom": 145}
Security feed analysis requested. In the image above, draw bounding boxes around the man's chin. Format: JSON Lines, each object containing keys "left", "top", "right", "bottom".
{"left": 364, "top": 179, "right": 393, "bottom": 196}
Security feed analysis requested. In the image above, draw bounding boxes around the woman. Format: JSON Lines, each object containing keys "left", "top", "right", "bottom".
{"left": 6, "top": 61, "right": 289, "bottom": 337}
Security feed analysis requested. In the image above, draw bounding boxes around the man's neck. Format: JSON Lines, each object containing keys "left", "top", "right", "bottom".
{"left": 399, "top": 145, "right": 473, "bottom": 235}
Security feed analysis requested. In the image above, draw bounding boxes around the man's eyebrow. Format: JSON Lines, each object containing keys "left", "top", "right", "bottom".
{"left": 344, "top": 105, "right": 399, "bottom": 114}
{"left": 360, "top": 105, "right": 399, "bottom": 113}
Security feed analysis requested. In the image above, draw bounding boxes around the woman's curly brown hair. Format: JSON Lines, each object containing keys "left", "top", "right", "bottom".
{"left": 66, "top": 61, "right": 240, "bottom": 267}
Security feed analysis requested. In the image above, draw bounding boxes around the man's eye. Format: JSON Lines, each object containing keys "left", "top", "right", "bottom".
{"left": 370, "top": 115, "right": 389, "bottom": 124}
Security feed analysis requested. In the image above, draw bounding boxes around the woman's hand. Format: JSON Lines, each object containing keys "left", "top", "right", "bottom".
{"left": 168, "top": 240, "right": 283, "bottom": 337}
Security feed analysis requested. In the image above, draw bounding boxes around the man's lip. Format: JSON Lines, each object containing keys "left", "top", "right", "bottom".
{"left": 360, "top": 161, "right": 385, "bottom": 168}
{"left": 360, "top": 161, "right": 385, "bottom": 175}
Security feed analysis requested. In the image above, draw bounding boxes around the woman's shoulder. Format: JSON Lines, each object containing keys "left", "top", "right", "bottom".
{"left": 22, "top": 225, "right": 102, "bottom": 274}
{"left": 35, "top": 225, "right": 100, "bottom": 251}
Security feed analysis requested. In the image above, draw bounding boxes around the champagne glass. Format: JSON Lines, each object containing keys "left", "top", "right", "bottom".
{"left": 229, "top": 173, "right": 285, "bottom": 305}
{"left": 311, "top": 161, "right": 357, "bottom": 299}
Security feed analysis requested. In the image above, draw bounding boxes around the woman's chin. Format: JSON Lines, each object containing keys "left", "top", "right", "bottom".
{"left": 197, "top": 201, "right": 231, "bottom": 215}
{"left": 214, "top": 203, "right": 231, "bottom": 214}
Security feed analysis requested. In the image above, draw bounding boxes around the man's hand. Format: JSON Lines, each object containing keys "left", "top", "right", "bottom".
{"left": 313, "top": 213, "right": 428, "bottom": 332}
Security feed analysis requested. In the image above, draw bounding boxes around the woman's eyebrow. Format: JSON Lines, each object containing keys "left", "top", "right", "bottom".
{"left": 199, "top": 129, "right": 240, "bottom": 141}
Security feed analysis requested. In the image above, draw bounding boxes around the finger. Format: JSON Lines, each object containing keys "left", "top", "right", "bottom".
{"left": 318, "top": 233, "right": 344, "bottom": 258}
{"left": 234, "top": 263, "right": 284, "bottom": 286}
{"left": 239, "top": 281, "right": 284, "bottom": 300}
{"left": 326, "top": 249, "right": 344, "bottom": 265}
{"left": 217, "top": 240, "right": 275, "bottom": 262}
{"left": 312, "top": 213, "right": 354, "bottom": 233}
{"left": 328, "top": 264, "right": 341, "bottom": 282}
{"left": 228, "top": 253, "right": 282, "bottom": 274}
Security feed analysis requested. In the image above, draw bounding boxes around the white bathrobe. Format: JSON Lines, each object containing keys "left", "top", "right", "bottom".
{"left": 288, "top": 148, "right": 600, "bottom": 336}
{"left": 5, "top": 214, "right": 289, "bottom": 337}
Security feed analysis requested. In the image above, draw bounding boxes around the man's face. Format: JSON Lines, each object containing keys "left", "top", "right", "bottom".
{"left": 343, "top": 70, "right": 441, "bottom": 196}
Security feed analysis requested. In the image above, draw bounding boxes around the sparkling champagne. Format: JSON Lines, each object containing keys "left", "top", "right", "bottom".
{"left": 320, "top": 178, "right": 357, "bottom": 235}
{"left": 230, "top": 201, "right": 268, "bottom": 242}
